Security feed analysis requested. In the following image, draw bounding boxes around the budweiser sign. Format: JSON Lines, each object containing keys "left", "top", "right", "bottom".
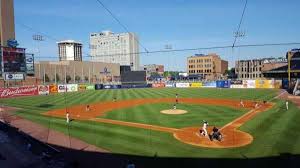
{"left": 0, "top": 86, "right": 38, "bottom": 98}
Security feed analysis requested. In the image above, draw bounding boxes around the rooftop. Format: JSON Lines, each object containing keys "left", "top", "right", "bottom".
{"left": 57, "top": 40, "right": 82, "bottom": 44}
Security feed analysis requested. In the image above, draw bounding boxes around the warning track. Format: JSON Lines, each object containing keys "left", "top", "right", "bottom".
{"left": 44, "top": 98, "right": 273, "bottom": 148}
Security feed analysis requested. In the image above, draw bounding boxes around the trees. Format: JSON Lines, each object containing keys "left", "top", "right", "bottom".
{"left": 44, "top": 74, "right": 50, "bottom": 83}
{"left": 55, "top": 74, "right": 60, "bottom": 83}
{"left": 84, "top": 76, "right": 89, "bottom": 82}
{"left": 66, "top": 75, "right": 71, "bottom": 84}
{"left": 75, "top": 75, "right": 81, "bottom": 83}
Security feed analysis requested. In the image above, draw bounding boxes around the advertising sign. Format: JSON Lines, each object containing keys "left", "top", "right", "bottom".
{"left": 4, "top": 73, "right": 25, "bottom": 80}
{"left": 165, "top": 83, "right": 175, "bottom": 87}
{"left": 243, "top": 80, "right": 255, "bottom": 88}
{"left": 274, "top": 80, "right": 282, "bottom": 89}
{"left": 58, "top": 85, "right": 67, "bottom": 93}
{"left": 95, "top": 84, "right": 103, "bottom": 90}
{"left": 230, "top": 84, "right": 244, "bottom": 88}
{"left": 67, "top": 84, "right": 78, "bottom": 92}
{"left": 38, "top": 85, "right": 49, "bottom": 95}
{"left": 0, "top": 86, "right": 38, "bottom": 98}
{"left": 202, "top": 81, "right": 217, "bottom": 88}
{"left": 230, "top": 80, "right": 243, "bottom": 85}
{"left": 2, "top": 47, "right": 26, "bottom": 73}
{"left": 255, "top": 80, "right": 274, "bottom": 89}
{"left": 152, "top": 83, "right": 165, "bottom": 88}
{"left": 25, "top": 54, "right": 34, "bottom": 75}
{"left": 175, "top": 83, "right": 190, "bottom": 88}
{"left": 78, "top": 84, "right": 86, "bottom": 91}
{"left": 190, "top": 82, "right": 203, "bottom": 88}
{"left": 49, "top": 84, "right": 58, "bottom": 94}
{"left": 216, "top": 80, "right": 230, "bottom": 88}
{"left": 86, "top": 84, "right": 95, "bottom": 90}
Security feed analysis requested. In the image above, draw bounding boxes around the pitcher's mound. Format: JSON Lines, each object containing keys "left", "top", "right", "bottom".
{"left": 160, "top": 109, "right": 187, "bottom": 115}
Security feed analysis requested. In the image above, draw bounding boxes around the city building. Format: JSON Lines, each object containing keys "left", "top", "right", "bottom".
{"left": 0, "top": 0, "right": 15, "bottom": 47}
{"left": 34, "top": 61, "right": 120, "bottom": 84}
{"left": 187, "top": 53, "right": 228, "bottom": 80}
{"left": 235, "top": 57, "right": 291, "bottom": 79}
{"left": 143, "top": 64, "right": 164, "bottom": 76}
{"left": 235, "top": 59, "right": 264, "bottom": 79}
{"left": 89, "top": 30, "right": 140, "bottom": 71}
{"left": 262, "top": 49, "right": 300, "bottom": 79}
{"left": 57, "top": 40, "right": 82, "bottom": 61}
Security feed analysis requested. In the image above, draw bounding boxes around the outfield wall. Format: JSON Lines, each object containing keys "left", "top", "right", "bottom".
{"left": 0, "top": 79, "right": 285, "bottom": 98}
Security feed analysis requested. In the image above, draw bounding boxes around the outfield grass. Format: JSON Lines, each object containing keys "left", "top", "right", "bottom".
{"left": 1, "top": 88, "right": 300, "bottom": 158}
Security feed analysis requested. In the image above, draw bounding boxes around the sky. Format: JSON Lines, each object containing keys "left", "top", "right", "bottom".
{"left": 14, "top": 0, "right": 300, "bottom": 71}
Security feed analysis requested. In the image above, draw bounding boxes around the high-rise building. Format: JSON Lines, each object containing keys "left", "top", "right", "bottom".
{"left": 187, "top": 53, "right": 228, "bottom": 80}
{"left": 0, "top": 0, "right": 15, "bottom": 47}
{"left": 57, "top": 40, "right": 82, "bottom": 61}
{"left": 90, "top": 30, "right": 139, "bottom": 70}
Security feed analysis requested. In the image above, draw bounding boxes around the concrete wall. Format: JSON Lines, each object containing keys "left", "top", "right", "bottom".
{"left": 34, "top": 61, "right": 120, "bottom": 83}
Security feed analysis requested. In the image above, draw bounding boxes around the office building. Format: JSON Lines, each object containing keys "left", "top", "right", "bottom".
{"left": 90, "top": 30, "right": 140, "bottom": 70}
{"left": 235, "top": 59, "right": 264, "bottom": 79}
{"left": 58, "top": 40, "right": 82, "bottom": 61}
{"left": 187, "top": 53, "right": 228, "bottom": 80}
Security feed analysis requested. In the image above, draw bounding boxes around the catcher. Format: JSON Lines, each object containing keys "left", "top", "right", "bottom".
{"left": 209, "top": 126, "right": 222, "bottom": 141}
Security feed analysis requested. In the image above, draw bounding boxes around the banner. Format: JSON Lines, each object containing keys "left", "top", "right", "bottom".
{"left": 243, "top": 80, "right": 255, "bottom": 88}
{"left": 49, "top": 84, "right": 58, "bottom": 94}
{"left": 38, "top": 85, "right": 49, "bottom": 95}
{"left": 274, "top": 80, "right": 282, "bottom": 89}
{"left": 202, "top": 81, "right": 217, "bottom": 88}
{"left": 95, "top": 84, "right": 103, "bottom": 90}
{"left": 216, "top": 80, "right": 230, "bottom": 88}
{"left": 152, "top": 83, "right": 165, "bottom": 88}
{"left": 67, "top": 84, "right": 78, "bottom": 92}
{"left": 176, "top": 83, "right": 190, "bottom": 88}
{"left": 190, "top": 82, "right": 202, "bottom": 88}
{"left": 26, "top": 54, "right": 34, "bottom": 75}
{"left": 0, "top": 86, "right": 38, "bottom": 98}
{"left": 230, "top": 85, "right": 244, "bottom": 88}
{"left": 58, "top": 85, "right": 67, "bottom": 93}
{"left": 86, "top": 85, "right": 95, "bottom": 90}
{"left": 230, "top": 80, "right": 243, "bottom": 85}
{"left": 255, "top": 80, "right": 274, "bottom": 89}
{"left": 78, "top": 84, "right": 86, "bottom": 91}
{"left": 4, "top": 73, "right": 25, "bottom": 80}
{"left": 165, "top": 83, "right": 175, "bottom": 87}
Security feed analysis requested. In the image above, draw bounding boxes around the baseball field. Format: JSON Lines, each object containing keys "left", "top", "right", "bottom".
{"left": 1, "top": 88, "right": 300, "bottom": 158}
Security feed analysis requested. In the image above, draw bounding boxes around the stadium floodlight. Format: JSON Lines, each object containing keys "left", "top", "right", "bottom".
{"left": 33, "top": 34, "right": 45, "bottom": 83}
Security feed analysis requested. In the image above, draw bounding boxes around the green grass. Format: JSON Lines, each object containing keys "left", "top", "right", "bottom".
{"left": 1, "top": 88, "right": 300, "bottom": 158}
{"left": 102, "top": 103, "right": 248, "bottom": 128}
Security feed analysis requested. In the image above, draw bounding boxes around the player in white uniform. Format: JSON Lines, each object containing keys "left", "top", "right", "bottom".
{"left": 202, "top": 121, "right": 208, "bottom": 137}
{"left": 240, "top": 99, "right": 245, "bottom": 107}
{"left": 286, "top": 101, "right": 289, "bottom": 110}
{"left": 66, "top": 112, "right": 70, "bottom": 123}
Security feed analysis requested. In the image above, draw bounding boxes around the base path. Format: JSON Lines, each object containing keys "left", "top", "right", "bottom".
{"left": 44, "top": 98, "right": 273, "bottom": 148}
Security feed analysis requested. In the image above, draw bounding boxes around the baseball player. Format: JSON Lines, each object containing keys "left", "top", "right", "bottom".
{"left": 286, "top": 101, "right": 289, "bottom": 110}
{"left": 202, "top": 120, "right": 209, "bottom": 137}
{"left": 86, "top": 105, "right": 90, "bottom": 111}
{"left": 175, "top": 93, "right": 179, "bottom": 104}
{"left": 173, "top": 104, "right": 177, "bottom": 110}
{"left": 113, "top": 97, "right": 117, "bottom": 102}
{"left": 209, "top": 126, "right": 222, "bottom": 141}
{"left": 240, "top": 99, "right": 245, "bottom": 107}
{"left": 66, "top": 112, "right": 70, "bottom": 123}
{"left": 255, "top": 102, "right": 259, "bottom": 109}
